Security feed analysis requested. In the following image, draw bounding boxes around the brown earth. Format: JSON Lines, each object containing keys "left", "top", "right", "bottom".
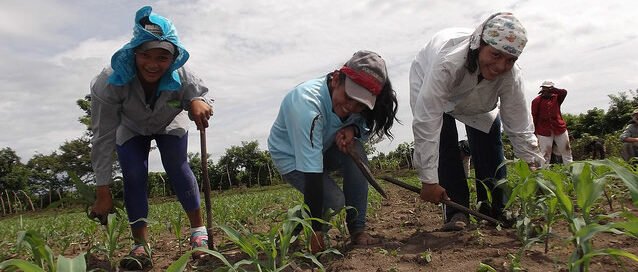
{"left": 86, "top": 180, "right": 638, "bottom": 272}
{"left": 320, "top": 183, "right": 638, "bottom": 272}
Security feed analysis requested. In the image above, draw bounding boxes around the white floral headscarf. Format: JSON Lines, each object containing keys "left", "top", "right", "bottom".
{"left": 469, "top": 12, "right": 527, "bottom": 57}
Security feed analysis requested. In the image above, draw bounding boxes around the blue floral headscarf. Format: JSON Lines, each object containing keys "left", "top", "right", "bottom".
{"left": 108, "top": 6, "right": 190, "bottom": 92}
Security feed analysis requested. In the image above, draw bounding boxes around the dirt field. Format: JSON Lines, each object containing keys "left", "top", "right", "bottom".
{"left": 321, "top": 183, "right": 638, "bottom": 272}
{"left": 100, "top": 179, "right": 637, "bottom": 272}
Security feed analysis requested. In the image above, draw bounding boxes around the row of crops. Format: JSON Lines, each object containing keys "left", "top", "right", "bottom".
{"left": 0, "top": 158, "right": 637, "bottom": 271}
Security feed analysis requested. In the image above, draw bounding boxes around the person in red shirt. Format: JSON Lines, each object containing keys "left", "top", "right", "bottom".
{"left": 531, "top": 81, "right": 573, "bottom": 164}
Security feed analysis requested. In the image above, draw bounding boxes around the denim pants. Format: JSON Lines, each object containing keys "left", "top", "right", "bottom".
{"left": 282, "top": 141, "right": 369, "bottom": 233}
{"left": 117, "top": 134, "right": 201, "bottom": 228}
{"left": 439, "top": 114, "right": 506, "bottom": 220}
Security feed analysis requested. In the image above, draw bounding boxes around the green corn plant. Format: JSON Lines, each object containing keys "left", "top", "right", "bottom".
{"left": 90, "top": 211, "right": 131, "bottom": 270}
{"left": 167, "top": 204, "right": 341, "bottom": 272}
{"left": 0, "top": 230, "right": 87, "bottom": 272}
{"left": 503, "top": 160, "right": 545, "bottom": 251}
{"left": 477, "top": 262, "right": 497, "bottom": 272}
{"left": 537, "top": 160, "right": 638, "bottom": 272}
{"left": 475, "top": 179, "right": 493, "bottom": 216}
{"left": 323, "top": 206, "right": 351, "bottom": 251}
{"left": 167, "top": 247, "right": 250, "bottom": 272}
{"left": 168, "top": 212, "right": 185, "bottom": 253}
{"left": 538, "top": 194, "right": 559, "bottom": 254}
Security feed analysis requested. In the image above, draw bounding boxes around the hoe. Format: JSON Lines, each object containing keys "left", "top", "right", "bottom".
{"left": 345, "top": 144, "right": 500, "bottom": 226}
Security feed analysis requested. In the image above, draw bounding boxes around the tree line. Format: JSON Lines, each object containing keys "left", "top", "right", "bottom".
{"left": 1, "top": 89, "right": 637, "bottom": 214}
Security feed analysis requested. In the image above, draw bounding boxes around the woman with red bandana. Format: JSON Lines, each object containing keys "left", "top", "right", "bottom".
{"left": 410, "top": 13, "right": 544, "bottom": 230}
{"left": 268, "top": 51, "right": 399, "bottom": 252}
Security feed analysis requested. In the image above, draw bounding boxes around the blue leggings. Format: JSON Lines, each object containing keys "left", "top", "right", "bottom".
{"left": 116, "top": 134, "right": 201, "bottom": 228}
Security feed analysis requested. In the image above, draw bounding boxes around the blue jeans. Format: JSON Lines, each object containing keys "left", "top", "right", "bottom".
{"left": 282, "top": 141, "right": 369, "bottom": 233}
{"left": 116, "top": 134, "right": 201, "bottom": 228}
{"left": 439, "top": 114, "right": 506, "bottom": 220}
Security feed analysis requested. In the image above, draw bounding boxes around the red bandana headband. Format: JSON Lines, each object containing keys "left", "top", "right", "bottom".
{"left": 339, "top": 66, "right": 382, "bottom": 95}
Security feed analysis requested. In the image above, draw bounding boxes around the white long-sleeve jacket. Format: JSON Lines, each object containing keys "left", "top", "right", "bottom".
{"left": 409, "top": 28, "right": 543, "bottom": 184}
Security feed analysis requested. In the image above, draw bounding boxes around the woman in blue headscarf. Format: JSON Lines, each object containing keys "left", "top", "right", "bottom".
{"left": 89, "top": 6, "right": 213, "bottom": 269}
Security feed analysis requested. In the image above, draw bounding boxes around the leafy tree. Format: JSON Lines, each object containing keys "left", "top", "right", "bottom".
{"left": 580, "top": 108, "right": 607, "bottom": 136}
{"left": 0, "top": 147, "right": 21, "bottom": 181}
{"left": 76, "top": 95, "right": 92, "bottom": 135}
{"left": 216, "top": 141, "right": 273, "bottom": 188}
{"left": 0, "top": 148, "right": 30, "bottom": 191}
{"left": 387, "top": 142, "right": 414, "bottom": 169}
{"left": 1, "top": 164, "right": 30, "bottom": 192}
{"left": 604, "top": 90, "right": 637, "bottom": 132}
{"left": 26, "top": 153, "right": 63, "bottom": 195}
{"left": 58, "top": 137, "right": 93, "bottom": 182}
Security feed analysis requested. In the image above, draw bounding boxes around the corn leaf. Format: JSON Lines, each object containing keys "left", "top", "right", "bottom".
{"left": 56, "top": 254, "right": 86, "bottom": 272}
{"left": 589, "top": 160, "right": 638, "bottom": 205}
{"left": 218, "top": 224, "right": 259, "bottom": 258}
{"left": 0, "top": 259, "right": 44, "bottom": 272}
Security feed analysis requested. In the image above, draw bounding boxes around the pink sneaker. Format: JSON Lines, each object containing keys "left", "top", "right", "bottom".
{"left": 190, "top": 230, "right": 209, "bottom": 259}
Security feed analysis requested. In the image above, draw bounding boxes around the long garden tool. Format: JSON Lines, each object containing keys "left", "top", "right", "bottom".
{"left": 380, "top": 176, "right": 502, "bottom": 226}
{"left": 346, "top": 145, "right": 388, "bottom": 199}
{"left": 199, "top": 128, "right": 214, "bottom": 250}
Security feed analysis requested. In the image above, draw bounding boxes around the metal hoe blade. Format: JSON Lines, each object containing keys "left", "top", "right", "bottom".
{"left": 346, "top": 145, "right": 388, "bottom": 199}
{"left": 380, "top": 176, "right": 502, "bottom": 226}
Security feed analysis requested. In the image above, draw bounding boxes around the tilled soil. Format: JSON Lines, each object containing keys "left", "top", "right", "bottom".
{"left": 320, "top": 182, "right": 638, "bottom": 272}
{"left": 87, "top": 179, "right": 638, "bottom": 271}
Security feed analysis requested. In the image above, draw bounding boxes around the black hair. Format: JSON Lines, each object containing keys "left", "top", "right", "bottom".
{"left": 365, "top": 78, "right": 400, "bottom": 140}
{"left": 465, "top": 40, "right": 487, "bottom": 74}
{"left": 335, "top": 72, "right": 400, "bottom": 140}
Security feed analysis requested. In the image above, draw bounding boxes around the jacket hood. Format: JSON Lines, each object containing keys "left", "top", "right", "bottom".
{"left": 108, "top": 6, "right": 190, "bottom": 92}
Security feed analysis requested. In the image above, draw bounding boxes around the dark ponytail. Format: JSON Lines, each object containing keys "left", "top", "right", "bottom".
{"left": 361, "top": 78, "right": 400, "bottom": 140}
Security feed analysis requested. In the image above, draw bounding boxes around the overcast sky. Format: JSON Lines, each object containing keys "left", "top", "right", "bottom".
{"left": 2, "top": 0, "right": 637, "bottom": 171}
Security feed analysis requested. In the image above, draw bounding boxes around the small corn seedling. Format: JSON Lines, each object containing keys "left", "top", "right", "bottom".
{"left": 168, "top": 211, "right": 186, "bottom": 253}
{"left": 502, "top": 160, "right": 547, "bottom": 255}
{"left": 537, "top": 160, "right": 638, "bottom": 271}
{"left": 500, "top": 159, "right": 638, "bottom": 271}
{"left": 167, "top": 204, "right": 342, "bottom": 272}
{"left": 0, "top": 230, "right": 87, "bottom": 272}
{"left": 89, "top": 211, "right": 134, "bottom": 270}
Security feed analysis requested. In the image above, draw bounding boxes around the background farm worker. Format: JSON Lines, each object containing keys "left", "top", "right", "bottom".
{"left": 531, "top": 81, "right": 573, "bottom": 164}
{"left": 88, "top": 6, "right": 213, "bottom": 270}
{"left": 620, "top": 109, "right": 638, "bottom": 161}
{"left": 409, "top": 12, "right": 544, "bottom": 231}
{"left": 585, "top": 137, "right": 606, "bottom": 160}
{"left": 268, "top": 50, "right": 399, "bottom": 252}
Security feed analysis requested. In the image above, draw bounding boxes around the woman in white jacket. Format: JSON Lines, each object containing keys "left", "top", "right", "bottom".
{"left": 410, "top": 12, "right": 543, "bottom": 230}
